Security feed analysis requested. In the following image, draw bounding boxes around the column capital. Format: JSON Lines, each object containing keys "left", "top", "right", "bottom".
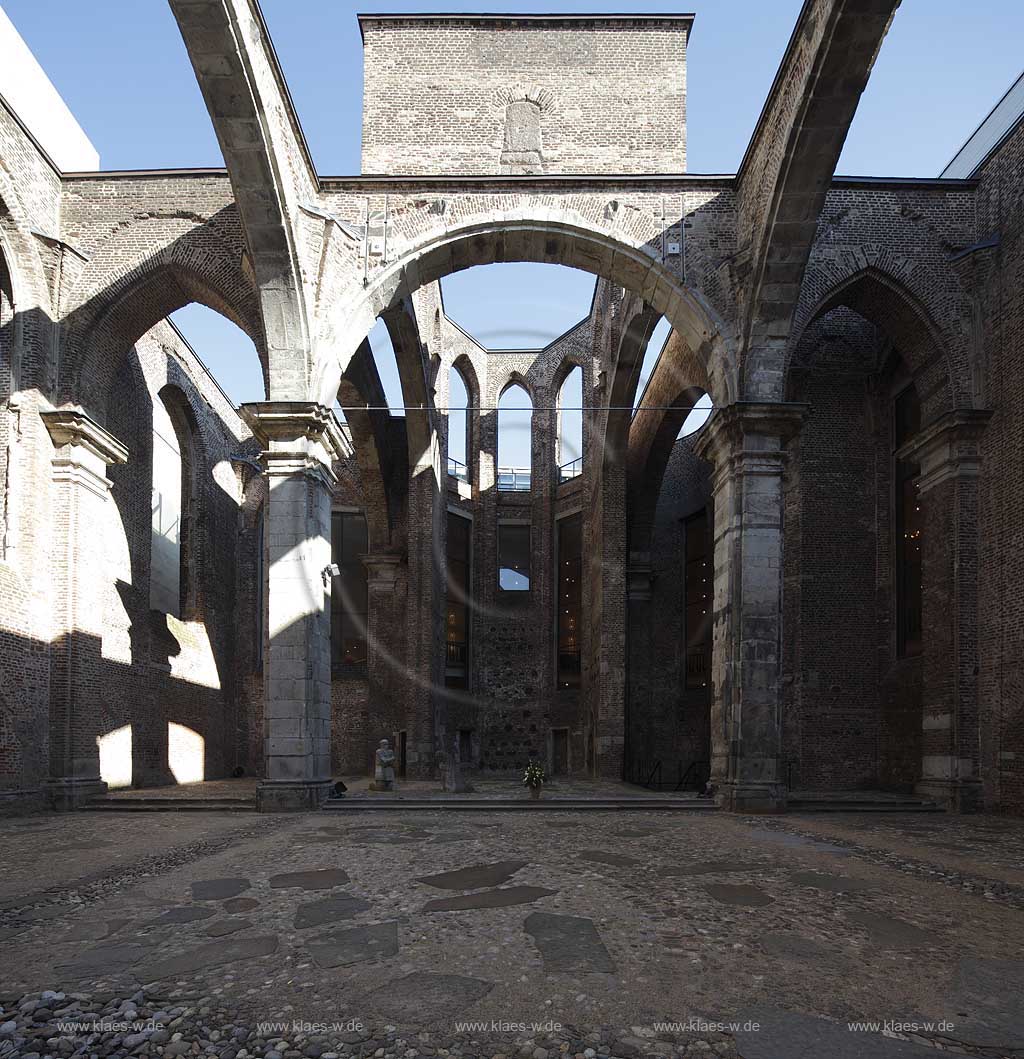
{"left": 897, "top": 408, "right": 993, "bottom": 496}
{"left": 41, "top": 408, "right": 129, "bottom": 497}
{"left": 240, "top": 401, "right": 352, "bottom": 486}
{"left": 694, "top": 401, "right": 808, "bottom": 472}
{"left": 626, "top": 556, "right": 654, "bottom": 602}
{"left": 363, "top": 553, "right": 403, "bottom": 588}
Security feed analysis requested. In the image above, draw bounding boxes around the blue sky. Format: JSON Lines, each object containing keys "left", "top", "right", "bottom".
{"left": 5, "top": 0, "right": 1022, "bottom": 411}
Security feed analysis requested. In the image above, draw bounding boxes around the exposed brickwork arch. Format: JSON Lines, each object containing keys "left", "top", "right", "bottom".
{"left": 314, "top": 217, "right": 735, "bottom": 413}
{"left": 789, "top": 266, "right": 970, "bottom": 421}
{"left": 61, "top": 228, "right": 264, "bottom": 413}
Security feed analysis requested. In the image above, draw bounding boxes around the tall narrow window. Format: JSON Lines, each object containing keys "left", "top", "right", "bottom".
{"left": 684, "top": 510, "right": 712, "bottom": 690}
{"left": 331, "top": 511, "right": 368, "bottom": 667}
{"left": 498, "top": 523, "right": 531, "bottom": 591}
{"left": 151, "top": 396, "right": 184, "bottom": 616}
{"left": 894, "top": 385, "right": 923, "bottom": 657}
{"left": 445, "top": 512, "right": 471, "bottom": 688}
{"left": 557, "top": 514, "right": 582, "bottom": 688}
{"left": 497, "top": 384, "right": 532, "bottom": 491}
{"left": 447, "top": 366, "right": 470, "bottom": 482}
{"left": 557, "top": 366, "right": 583, "bottom": 481}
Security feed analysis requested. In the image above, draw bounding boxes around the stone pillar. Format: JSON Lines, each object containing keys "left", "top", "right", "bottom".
{"left": 900, "top": 409, "right": 991, "bottom": 812}
{"left": 695, "top": 402, "right": 806, "bottom": 813}
{"left": 241, "top": 402, "right": 348, "bottom": 811}
{"left": 362, "top": 553, "right": 403, "bottom": 771}
{"left": 624, "top": 556, "right": 654, "bottom": 778}
{"left": 41, "top": 409, "right": 129, "bottom": 809}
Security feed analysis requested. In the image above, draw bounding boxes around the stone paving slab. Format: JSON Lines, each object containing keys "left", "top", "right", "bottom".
{"left": 705, "top": 884, "right": 775, "bottom": 907}
{"left": 788, "top": 871, "right": 876, "bottom": 892}
{"left": 268, "top": 868, "right": 350, "bottom": 890}
{"left": 948, "top": 957, "right": 1024, "bottom": 1048}
{"left": 421, "top": 885, "right": 557, "bottom": 912}
{"left": 307, "top": 921, "right": 399, "bottom": 969}
{"left": 363, "top": 971, "right": 494, "bottom": 1021}
{"left": 191, "top": 877, "right": 251, "bottom": 900}
{"left": 294, "top": 893, "right": 372, "bottom": 928}
{"left": 524, "top": 911, "right": 614, "bottom": 973}
{"left": 139, "top": 933, "right": 279, "bottom": 980}
{"left": 416, "top": 860, "right": 528, "bottom": 890}
{"left": 578, "top": 850, "right": 642, "bottom": 868}
{"left": 205, "top": 917, "right": 252, "bottom": 937}
{"left": 734, "top": 1008, "right": 941, "bottom": 1058}
{"left": 845, "top": 910, "right": 936, "bottom": 949}
{"left": 147, "top": 904, "right": 216, "bottom": 925}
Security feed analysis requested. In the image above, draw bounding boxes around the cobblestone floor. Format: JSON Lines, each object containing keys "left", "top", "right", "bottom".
{"left": 1, "top": 808, "right": 1022, "bottom": 1059}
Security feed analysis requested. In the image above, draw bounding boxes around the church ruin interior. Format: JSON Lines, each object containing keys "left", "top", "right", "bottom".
{"left": 1, "top": 2, "right": 1024, "bottom": 1055}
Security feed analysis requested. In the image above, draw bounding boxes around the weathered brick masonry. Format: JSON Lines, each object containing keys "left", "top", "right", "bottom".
{"left": 1, "top": 1, "right": 1023, "bottom": 814}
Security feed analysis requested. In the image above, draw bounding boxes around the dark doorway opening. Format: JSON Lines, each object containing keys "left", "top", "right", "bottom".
{"left": 552, "top": 728, "right": 569, "bottom": 776}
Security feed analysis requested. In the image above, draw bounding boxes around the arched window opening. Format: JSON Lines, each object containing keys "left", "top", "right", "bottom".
{"left": 331, "top": 510, "right": 369, "bottom": 669}
{"left": 445, "top": 511, "right": 472, "bottom": 687}
{"left": 894, "top": 383, "right": 923, "bottom": 657}
{"left": 447, "top": 365, "right": 470, "bottom": 482}
{"left": 497, "top": 383, "right": 532, "bottom": 492}
{"left": 150, "top": 394, "right": 189, "bottom": 617}
{"left": 677, "top": 392, "right": 714, "bottom": 439}
{"left": 170, "top": 304, "right": 263, "bottom": 405}
{"left": 498, "top": 521, "right": 531, "bottom": 592}
{"left": 556, "top": 513, "right": 582, "bottom": 688}
{"left": 557, "top": 366, "right": 583, "bottom": 481}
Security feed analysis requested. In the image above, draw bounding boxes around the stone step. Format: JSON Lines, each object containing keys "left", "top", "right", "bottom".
{"left": 788, "top": 798, "right": 944, "bottom": 813}
{"left": 79, "top": 797, "right": 254, "bottom": 812}
{"left": 322, "top": 797, "right": 718, "bottom": 812}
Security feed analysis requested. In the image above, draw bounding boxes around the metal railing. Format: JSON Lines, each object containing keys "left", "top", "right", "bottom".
{"left": 497, "top": 466, "right": 531, "bottom": 492}
{"left": 559, "top": 456, "right": 583, "bottom": 481}
{"left": 446, "top": 640, "right": 467, "bottom": 667}
{"left": 447, "top": 456, "right": 469, "bottom": 482}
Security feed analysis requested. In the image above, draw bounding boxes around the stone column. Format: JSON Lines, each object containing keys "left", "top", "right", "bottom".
{"left": 362, "top": 553, "right": 403, "bottom": 771}
{"left": 900, "top": 409, "right": 991, "bottom": 811}
{"left": 624, "top": 556, "right": 654, "bottom": 779}
{"left": 241, "top": 402, "right": 348, "bottom": 811}
{"left": 41, "top": 409, "right": 129, "bottom": 809}
{"left": 695, "top": 402, "right": 806, "bottom": 813}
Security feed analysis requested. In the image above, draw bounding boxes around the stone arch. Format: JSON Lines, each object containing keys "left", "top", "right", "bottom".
{"left": 314, "top": 217, "right": 734, "bottom": 413}
{"left": 790, "top": 266, "right": 966, "bottom": 422}
{"left": 61, "top": 227, "right": 264, "bottom": 413}
{"left": 338, "top": 340, "right": 401, "bottom": 554}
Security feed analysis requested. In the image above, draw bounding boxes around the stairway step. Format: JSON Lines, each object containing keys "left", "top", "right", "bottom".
{"left": 81, "top": 798, "right": 253, "bottom": 812}
{"left": 323, "top": 798, "right": 717, "bottom": 812}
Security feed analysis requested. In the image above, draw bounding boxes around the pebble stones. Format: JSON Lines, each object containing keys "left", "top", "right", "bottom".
{"left": 524, "top": 912, "right": 614, "bottom": 973}
{"left": 307, "top": 921, "right": 399, "bottom": 969}
{"left": 268, "top": 869, "right": 350, "bottom": 891}
{"left": 788, "top": 871, "right": 876, "bottom": 893}
{"left": 577, "top": 851, "right": 641, "bottom": 868}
